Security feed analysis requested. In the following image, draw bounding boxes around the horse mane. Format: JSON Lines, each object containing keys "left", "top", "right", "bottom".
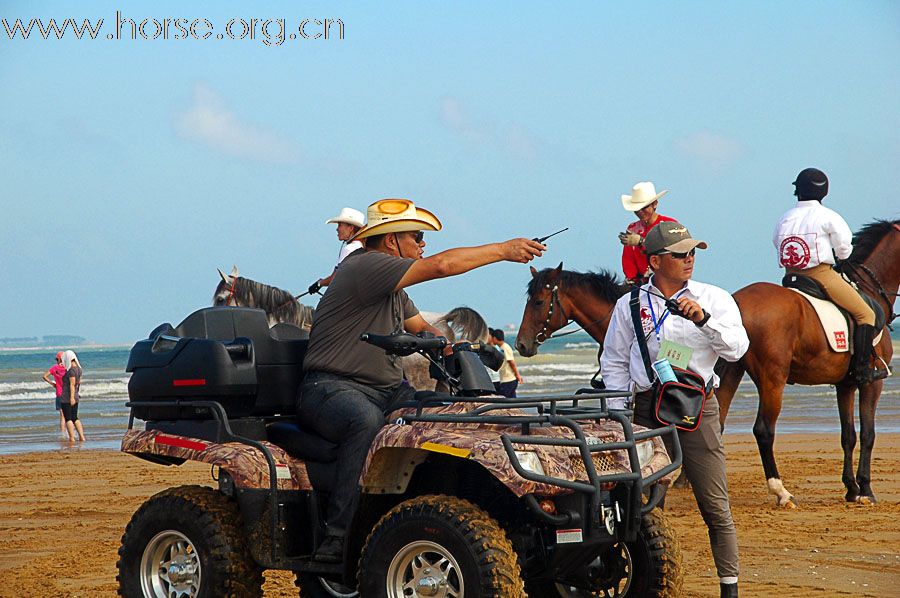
{"left": 213, "top": 276, "right": 314, "bottom": 328}
{"left": 527, "top": 268, "right": 627, "bottom": 304}
{"left": 433, "top": 306, "right": 489, "bottom": 343}
{"left": 850, "top": 218, "right": 900, "bottom": 263}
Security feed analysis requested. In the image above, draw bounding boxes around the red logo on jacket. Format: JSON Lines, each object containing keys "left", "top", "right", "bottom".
{"left": 780, "top": 236, "right": 811, "bottom": 268}
{"left": 834, "top": 331, "right": 847, "bottom": 350}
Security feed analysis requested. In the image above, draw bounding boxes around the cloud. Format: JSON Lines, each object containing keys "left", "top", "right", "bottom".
{"left": 673, "top": 131, "right": 745, "bottom": 171}
{"left": 175, "top": 84, "right": 296, "bottom": 163}
{"left": 439, "top": 97, "right": 540, "bottom": 161}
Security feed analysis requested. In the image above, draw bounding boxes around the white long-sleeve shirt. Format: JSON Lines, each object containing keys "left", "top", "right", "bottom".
{"left": 600, "top": 278, "right": 749, "bottom": 409}
{"left": 773, "top": 201, "right": 853, "bottom": 269}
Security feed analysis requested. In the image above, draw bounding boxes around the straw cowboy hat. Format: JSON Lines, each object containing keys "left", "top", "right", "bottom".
{"left": 325, "top": 207, "right": 365, "bottom": 228}
{"left": 350, "top": 199, "right": 442, "bottom": 241}
{"left": 621, "top": 181, "right": 668, "bottom": 211}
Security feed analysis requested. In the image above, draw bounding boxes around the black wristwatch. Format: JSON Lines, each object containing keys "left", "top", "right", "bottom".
{"left": 695, "top": 310, "right": 711, "bottom": 328}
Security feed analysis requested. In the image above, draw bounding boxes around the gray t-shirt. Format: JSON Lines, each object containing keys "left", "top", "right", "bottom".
{"left": 303, "top": 250, "right": 419, "bottom": 388}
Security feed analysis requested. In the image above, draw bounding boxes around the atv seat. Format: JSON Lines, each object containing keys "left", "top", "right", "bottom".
{"left": 267, "top": 419, "right": 338, "bottom": 463}
{"left": 782, "top": 273, "right": 886, "bottom": 330}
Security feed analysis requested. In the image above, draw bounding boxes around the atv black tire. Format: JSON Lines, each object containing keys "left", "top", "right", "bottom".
{"left": 117, "top": 484, "right": 262, "bottom": 598}
{"left": 530, "top": 507, "right": 682, "bottom": 597}
{"left": 357, "top": 494, "right": 525, "bottom": 598}
{"left": 295, "top": 573, "right": 358, "bottom": 598}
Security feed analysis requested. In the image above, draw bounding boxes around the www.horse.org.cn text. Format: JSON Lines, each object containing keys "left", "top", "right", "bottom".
{"left": 1, "top": 11, "right": 346, "bottom": 47}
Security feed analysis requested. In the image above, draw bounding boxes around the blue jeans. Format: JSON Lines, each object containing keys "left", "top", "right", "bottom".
{"left": 494, "top": 380, "right": 518, "bottom": 398}
{"left": 299, "top": 371, "right": 412, "bottom": 539}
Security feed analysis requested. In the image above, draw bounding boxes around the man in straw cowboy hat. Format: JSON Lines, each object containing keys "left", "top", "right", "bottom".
{"left": 307, "top": 207, "right": 366, "bottom": 295}
{"left": 602, "top": 221, "right": 748, "bottom": 598}
{"left": 618, "top": 181, "right": 677, "bottom": 286}
{"left": 299, "top": 198, "right": 545, "bottom": 562}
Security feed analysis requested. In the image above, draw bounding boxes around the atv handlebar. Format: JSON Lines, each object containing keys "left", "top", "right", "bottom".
{"left": 360, "top": 332, "right": 448, "bottom": 356}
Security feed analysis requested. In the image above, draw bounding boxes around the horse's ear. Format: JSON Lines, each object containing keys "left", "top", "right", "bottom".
{"left": 530, "top": 266, "right": 538, "bottom": 278}
{"left": 555, "top": 262, "right": 563, "bottom": 272}
{"left": 217, "top": 268, "right": 231, "bottom": 284}
{"left": 230, "top": 265, "right": 239, "bottom": 278}
{"left": 894, "top": 223, "right": 900, "bottom": 233}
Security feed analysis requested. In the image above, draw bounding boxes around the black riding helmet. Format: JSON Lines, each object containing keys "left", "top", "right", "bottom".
{"left": 793, "top": 167, "right": 829, "bottom": 200}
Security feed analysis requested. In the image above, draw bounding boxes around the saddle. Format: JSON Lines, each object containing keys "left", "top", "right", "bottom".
{"left": 782, "top": 273, "right": 885, "bottom": 353}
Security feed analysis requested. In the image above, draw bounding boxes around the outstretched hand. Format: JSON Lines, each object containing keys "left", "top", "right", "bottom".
{"left": 502, "top": 238, "right": 545, "bottom": 263}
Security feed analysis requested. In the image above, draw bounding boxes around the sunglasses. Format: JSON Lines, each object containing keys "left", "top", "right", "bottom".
{"left": 660, "top": 248, "right": 696, "bottom": 259}
{"left": 407, "top": 231, "right": 425, "bottom": 243}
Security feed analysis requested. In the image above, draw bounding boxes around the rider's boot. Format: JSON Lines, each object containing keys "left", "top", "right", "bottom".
{"left": 720, "top": 581, "right": 739, "bottom": 597}
{"left": 312, "top": 535, "right": 344, "bottom": 563}
{"left": 852, "top": 324, "right": 887, "bottom": 385}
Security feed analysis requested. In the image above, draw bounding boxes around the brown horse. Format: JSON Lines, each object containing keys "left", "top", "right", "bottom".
{"left": 715, "top": 219, "right": 899, "bottom": 507}
{"left": 515, "top": 263, "right": 627, "bottom": 357}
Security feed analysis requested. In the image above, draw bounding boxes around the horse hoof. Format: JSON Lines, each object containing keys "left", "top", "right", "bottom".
{"left": 777, "top": 497, "right": 797, "bottom": 509}
{"left": 855, "top": 495, "right": 876, "bottom": 506}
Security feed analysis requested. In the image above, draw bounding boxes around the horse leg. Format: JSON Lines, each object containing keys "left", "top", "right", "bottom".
{"left": 835, "top": 382, "right": 860, "bottom": 502}
{"left": 752, "top": 376, "right": 796, "bottom": 508}
{"left": 855, "top": 379, "right": 884, "bottom": 504}
{"left": 715, "top": 360, "right": 745, "bottom": 432}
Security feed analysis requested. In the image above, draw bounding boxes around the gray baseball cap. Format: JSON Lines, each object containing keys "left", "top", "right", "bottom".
{"left": 644, "top": 221, "right": 708, "bottom": 255}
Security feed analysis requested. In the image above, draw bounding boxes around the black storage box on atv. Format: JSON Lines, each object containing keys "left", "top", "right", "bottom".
{"left": 126, "top": 307, "right": 307, "bottom": 420}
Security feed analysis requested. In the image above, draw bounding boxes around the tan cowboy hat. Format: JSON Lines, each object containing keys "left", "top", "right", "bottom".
{"left": 325, "top": 207, "right": 365, "bottom": 228}
{"left": 350, "top": 199, "right": 442, "bottom": 241}
{"left": 621, "top": 181, "right": 668, "bottom": 211}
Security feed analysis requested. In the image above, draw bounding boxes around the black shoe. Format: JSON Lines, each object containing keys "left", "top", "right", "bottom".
{"left": 720, "top": 582, "right": 738, "bottom": 598}
{"left": 313, "top": 536, "right": 343, "bottom": 563}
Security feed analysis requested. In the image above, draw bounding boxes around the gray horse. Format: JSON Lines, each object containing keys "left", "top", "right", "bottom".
{"left": 213, "top": 266, "right": 489, "bottom": 390}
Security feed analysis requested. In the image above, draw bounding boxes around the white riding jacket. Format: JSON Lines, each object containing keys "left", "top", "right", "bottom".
{"left": 773, "top": 201, "right": 853, "bottom": 269}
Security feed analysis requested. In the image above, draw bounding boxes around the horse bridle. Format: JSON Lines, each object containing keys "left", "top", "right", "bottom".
{"left": 533, "top": 284, "right": 570, "bottom": 346}
{"left": 220, "top": 277, "right": 238, "bottom": 306}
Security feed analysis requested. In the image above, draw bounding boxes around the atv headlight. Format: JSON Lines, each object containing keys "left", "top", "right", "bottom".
{"left": 635, "top": 440, "right": 654, "bottom": 469}
{"left": 514, "top": 451, "right": 546, "bottom": 477}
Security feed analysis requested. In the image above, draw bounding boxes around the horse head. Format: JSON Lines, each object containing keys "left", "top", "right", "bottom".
{"left": 515, "top": 262, "right": 565, "bottom": 357}
{"left": 214, "top": 266, "right": 241, "bottom": 306}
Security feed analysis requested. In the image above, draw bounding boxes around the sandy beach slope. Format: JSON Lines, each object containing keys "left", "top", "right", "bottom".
{"left": 0, "top": 433, "right": 898, "bottom": 597}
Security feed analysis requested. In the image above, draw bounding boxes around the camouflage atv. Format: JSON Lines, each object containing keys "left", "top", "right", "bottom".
{"left": 116, "top": 306, "right": 683, "bottom": 597}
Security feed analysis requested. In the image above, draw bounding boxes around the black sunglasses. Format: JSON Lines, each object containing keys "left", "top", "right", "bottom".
{"left": 667, "top": 248, "right": 696, "bottom": 259}
{"left": 408, "top": 231, "right": 424, "bottom": 243}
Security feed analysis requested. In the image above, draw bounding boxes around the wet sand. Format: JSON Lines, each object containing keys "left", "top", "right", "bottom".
{"left": 0, "top": 433, "right": 898, "bottom": 597}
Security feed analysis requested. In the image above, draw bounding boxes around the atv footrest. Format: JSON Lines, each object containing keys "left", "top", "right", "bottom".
{"left": 297, "top": 560, "right": 344, "bottom": 575}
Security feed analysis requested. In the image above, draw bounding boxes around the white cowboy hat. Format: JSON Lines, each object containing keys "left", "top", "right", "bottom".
{"left": 350, "top": 199, "right": 442, "bottom": 241}
{"left": 621, "top": 181, "right": 668, "bottom": 211}
{"left": 325, "top": 207, "right": 365, "bottom": 228}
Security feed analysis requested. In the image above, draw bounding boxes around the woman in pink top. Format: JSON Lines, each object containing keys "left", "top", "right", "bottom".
{"left": 42, "top": 351, "right": 67, "bottom": 435}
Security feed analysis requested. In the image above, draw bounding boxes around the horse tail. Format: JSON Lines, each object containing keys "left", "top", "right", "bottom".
{"left": 715, "top": 357, "right": 745, "bottom": 430}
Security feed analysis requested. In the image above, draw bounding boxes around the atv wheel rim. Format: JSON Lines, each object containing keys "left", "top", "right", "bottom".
{"left": 386, "top": 540, "right": 463, "bottom": 598}
{"left": 140, "top": 530, "right": 201, "bottom": 598}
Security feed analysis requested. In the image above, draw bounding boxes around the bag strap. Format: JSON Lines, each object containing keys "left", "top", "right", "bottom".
{"left": 629, "top": 287, "right": 656, "bottom": 382}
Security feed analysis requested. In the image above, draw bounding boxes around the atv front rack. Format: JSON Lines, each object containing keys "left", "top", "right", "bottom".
{"left": 395, "top": 389, "right": 681, "bottom": 535}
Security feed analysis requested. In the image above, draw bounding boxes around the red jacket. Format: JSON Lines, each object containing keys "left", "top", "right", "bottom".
{"left": 621, "top": 214, "right": 677, "bottom": 280}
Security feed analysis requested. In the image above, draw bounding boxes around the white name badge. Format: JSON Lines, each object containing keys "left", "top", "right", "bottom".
{"left": 657, "top": 340, "right": 692, "bottom": 370}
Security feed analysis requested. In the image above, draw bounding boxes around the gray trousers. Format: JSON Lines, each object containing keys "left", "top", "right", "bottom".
{"left": 634, "top": 391, "right": 740, "bottom": 579}
{"left": 299, "top": 371, "right": 412, "bottom": 539}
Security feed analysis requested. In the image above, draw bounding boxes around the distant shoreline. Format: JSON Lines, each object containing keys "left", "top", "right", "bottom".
{"left": 0, "top": 344, "right": 132, "bottom": 354}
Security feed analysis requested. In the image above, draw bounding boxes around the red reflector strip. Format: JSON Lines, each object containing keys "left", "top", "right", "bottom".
{"left": 173, "top": 379, "right": 206, "bottom": 387}
{"left": 155, "top": 435, "right": 207, "bottom": 452}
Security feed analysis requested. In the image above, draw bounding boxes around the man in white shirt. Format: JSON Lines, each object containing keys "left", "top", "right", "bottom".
{"left": 488, "top": 328, "right": 523, "bottom": 397}
{"left": 601, "top": 221, "right": 748, "bottom": 598}
{"left": 773, "top": 168, "right": 879, "bottom": 384}
{"left": 308, "top": 207, "right": 366, "bottom": 295}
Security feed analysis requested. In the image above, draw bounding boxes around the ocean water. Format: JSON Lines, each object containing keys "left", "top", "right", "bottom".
{"left": 1, "top": 333, "right": 898, "bottom": 455}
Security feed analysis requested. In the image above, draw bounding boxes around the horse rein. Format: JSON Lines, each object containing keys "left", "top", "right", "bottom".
{"left": 842, "top": 260, "right": 899, "bottom": 327}
{"left": 532, "top": 283, "right": 612, "bottom": 346}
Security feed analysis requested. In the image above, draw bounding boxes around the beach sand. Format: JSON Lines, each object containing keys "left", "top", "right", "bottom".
{"left": 1, "top": 433, "right": 898, "bottom": 597}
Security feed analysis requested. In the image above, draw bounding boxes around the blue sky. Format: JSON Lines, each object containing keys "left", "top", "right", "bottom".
{"left": 1, "top": 1, "right": 898, "bottom": 343}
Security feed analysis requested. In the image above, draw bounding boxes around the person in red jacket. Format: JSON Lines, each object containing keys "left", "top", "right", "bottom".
{"left": 618, "top": 181, "right": 676, "bottom": 286}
